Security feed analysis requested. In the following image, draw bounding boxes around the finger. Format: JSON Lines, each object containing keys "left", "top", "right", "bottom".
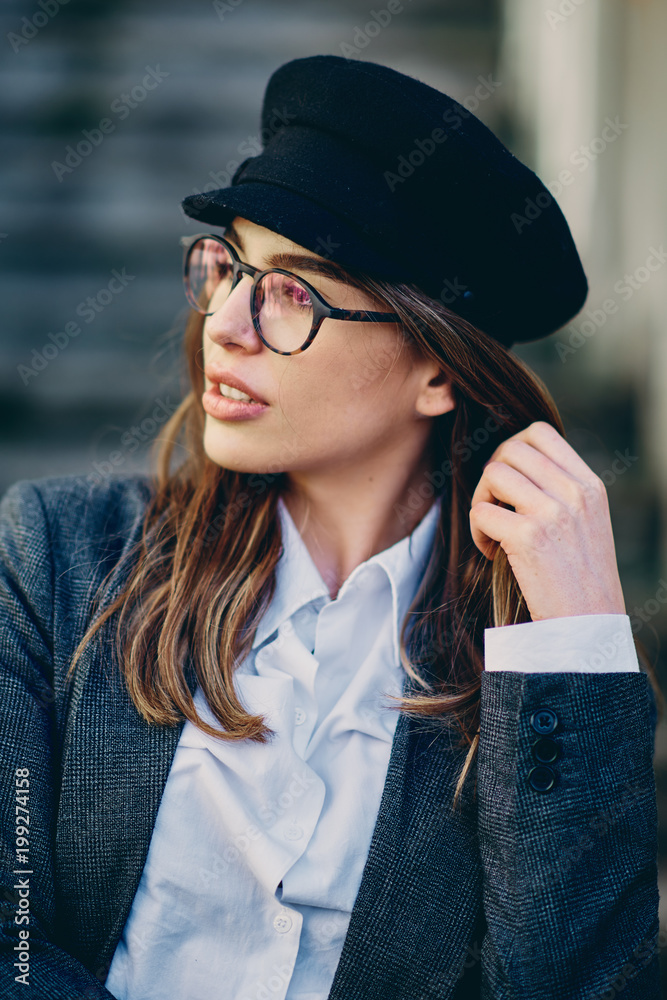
{"left": 487, "top": 437, "right": 590, "bottom": 509}
{"left": 469, "top": 500, "right": 520, "bottom": 558}
{"left": 470, "top": 460, "right": 555, "bottom": 517}
{"left": 506, "top": 421, "right": 599, "bottom": 484}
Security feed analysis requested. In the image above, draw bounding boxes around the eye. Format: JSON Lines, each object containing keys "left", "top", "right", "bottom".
{"left": 283, "top": 280, "right": 312, "bottom": 309}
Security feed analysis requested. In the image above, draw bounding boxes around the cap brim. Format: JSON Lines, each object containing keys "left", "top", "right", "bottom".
{"left": 181, "top": 182, "right": 416, "bottom": 285}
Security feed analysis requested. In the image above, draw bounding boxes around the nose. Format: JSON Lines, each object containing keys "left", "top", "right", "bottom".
{"left": 203, "top": 272, "right": 264, "bottom": 354}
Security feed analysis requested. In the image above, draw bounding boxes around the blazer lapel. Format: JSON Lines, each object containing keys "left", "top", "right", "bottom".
{"left": 54, "top": 605, "right": 198, "bottom": 978}
{"left": 327, "top": 676, "right": 484, "bottom": 1000}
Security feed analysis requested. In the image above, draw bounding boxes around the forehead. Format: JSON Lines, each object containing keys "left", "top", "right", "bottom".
{"left": 223, "top": 216, "right": 357, "bottom": 287}
{"left": 227, "top": 216, "right": 316, "bottom": 255}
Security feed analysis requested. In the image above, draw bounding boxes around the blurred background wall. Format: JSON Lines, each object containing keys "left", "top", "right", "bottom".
{"left": 1, "top": 0, "right": 666, "bottom": 983}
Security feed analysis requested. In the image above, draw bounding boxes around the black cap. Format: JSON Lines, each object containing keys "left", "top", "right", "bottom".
{"left": 181, "top": 55, "right": 587, "bottom": 347}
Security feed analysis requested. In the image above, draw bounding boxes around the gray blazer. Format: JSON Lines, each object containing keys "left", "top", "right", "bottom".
{"left": 0, "top": 475, "right": 661, "bottom": 999}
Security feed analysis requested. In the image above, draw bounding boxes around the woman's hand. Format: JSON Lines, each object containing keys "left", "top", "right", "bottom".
{"left": 469, "top": 420, "right": 626, "bottom": 622}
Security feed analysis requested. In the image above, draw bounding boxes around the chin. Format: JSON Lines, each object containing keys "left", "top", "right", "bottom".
{"left": 203, "top": 438, "right": 252, "bottom": 473}
{"left": 202, "top": 426, "right": 279, "bottom": 475}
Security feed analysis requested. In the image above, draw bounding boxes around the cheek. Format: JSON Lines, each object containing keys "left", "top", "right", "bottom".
{"left": 342, "top": 333, "right": 415, "bottom": 403}
{"left": 276, "top": 341, "right": 413, "bottom": 425}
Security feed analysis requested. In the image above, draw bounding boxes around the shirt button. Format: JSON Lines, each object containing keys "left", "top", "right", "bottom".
{"left": 273, "top": 913, "right": 293, "bottom": 934}
{"left": 284, "top": 823, "right": 304, "bottom": 840}
{"left": 294, "top": 706, "right": 307, "bottom": 725}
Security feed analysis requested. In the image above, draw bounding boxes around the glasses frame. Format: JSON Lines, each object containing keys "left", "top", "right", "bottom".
{"left": 183, "top": 233, "right": 401, "bottom": 356}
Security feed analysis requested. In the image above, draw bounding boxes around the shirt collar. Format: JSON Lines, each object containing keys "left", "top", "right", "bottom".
{"left": 251, "top": 494, "right": 442, "bottom": 663}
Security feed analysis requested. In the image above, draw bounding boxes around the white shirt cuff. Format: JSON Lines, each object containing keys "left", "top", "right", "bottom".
{"left": 484, "top": 614, "right": 640, "bottom": 672}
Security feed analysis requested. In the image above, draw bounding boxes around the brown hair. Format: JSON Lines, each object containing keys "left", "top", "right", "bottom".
{"left": 68, "top": 263, "right": 664, "bottom": 810}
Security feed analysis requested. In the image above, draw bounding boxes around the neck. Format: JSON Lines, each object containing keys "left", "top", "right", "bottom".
{"left": 281, "top": 437, "right": 438, "bottom": 600}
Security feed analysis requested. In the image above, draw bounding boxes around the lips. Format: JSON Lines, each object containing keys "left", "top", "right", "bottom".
{"left": 203, "top": 366, "right": 268, "bottom": 405}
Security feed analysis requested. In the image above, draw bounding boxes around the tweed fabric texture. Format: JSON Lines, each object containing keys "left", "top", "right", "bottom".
{"left": 0, "top": 475, "right": 661, "bottom": 999}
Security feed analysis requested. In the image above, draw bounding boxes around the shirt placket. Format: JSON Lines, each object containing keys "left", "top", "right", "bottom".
{"left": 256, "top": 602, "right": 324, "bottom": 761}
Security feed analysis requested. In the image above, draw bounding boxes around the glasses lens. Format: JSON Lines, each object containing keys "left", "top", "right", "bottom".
{"left": 254, "top": 272, "right": 313, "bottom": 353}
{"left": 185, "top": 238, "right": 234, "bottom": 314}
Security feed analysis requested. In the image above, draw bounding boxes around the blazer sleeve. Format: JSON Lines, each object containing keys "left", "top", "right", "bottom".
{"left": 476, "top": 666, "right": 661, "bottom": 999}
{"left": 0, "top": 481, "right": 118, "bottom": 999}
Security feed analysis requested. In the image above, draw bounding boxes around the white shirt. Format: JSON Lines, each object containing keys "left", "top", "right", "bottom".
{"left": 105, "top": 493, "right": 638, "bottom": 1000}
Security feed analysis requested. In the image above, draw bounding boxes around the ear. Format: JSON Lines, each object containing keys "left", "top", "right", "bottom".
{"left": 415, "top": 365, "right": 456, "bottom": 418}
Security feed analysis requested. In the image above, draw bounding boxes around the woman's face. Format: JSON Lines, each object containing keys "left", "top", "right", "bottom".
{"left": 200, "top": 216, "right": 454, "bottom": 479}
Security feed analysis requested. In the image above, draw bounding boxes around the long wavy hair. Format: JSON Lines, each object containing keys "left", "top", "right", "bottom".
{"left": 67, "top": 258, "right": 664, "bottom": 810}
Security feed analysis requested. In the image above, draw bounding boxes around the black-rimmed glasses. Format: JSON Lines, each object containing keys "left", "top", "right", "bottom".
{"left": 183, "top": 234, "right": 401, "bottom": 356}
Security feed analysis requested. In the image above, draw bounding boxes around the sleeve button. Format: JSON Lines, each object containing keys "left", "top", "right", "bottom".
{"left": 528, "top": 765, "right": 557, "bottom": 793}
{"left": 529, "top": 707, "right": 559, "bottom": 735}
{"left": 532, "top": 736, "right": 560, "bottom": 764}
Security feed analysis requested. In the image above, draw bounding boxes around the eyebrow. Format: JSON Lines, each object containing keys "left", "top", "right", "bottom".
{"left": 223, "top": 222, "right": 352, "bottom": 284}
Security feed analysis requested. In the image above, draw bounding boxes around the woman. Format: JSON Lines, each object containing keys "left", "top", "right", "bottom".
{"left": 0, "top": 55, "right": 662, "bottom": 999}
